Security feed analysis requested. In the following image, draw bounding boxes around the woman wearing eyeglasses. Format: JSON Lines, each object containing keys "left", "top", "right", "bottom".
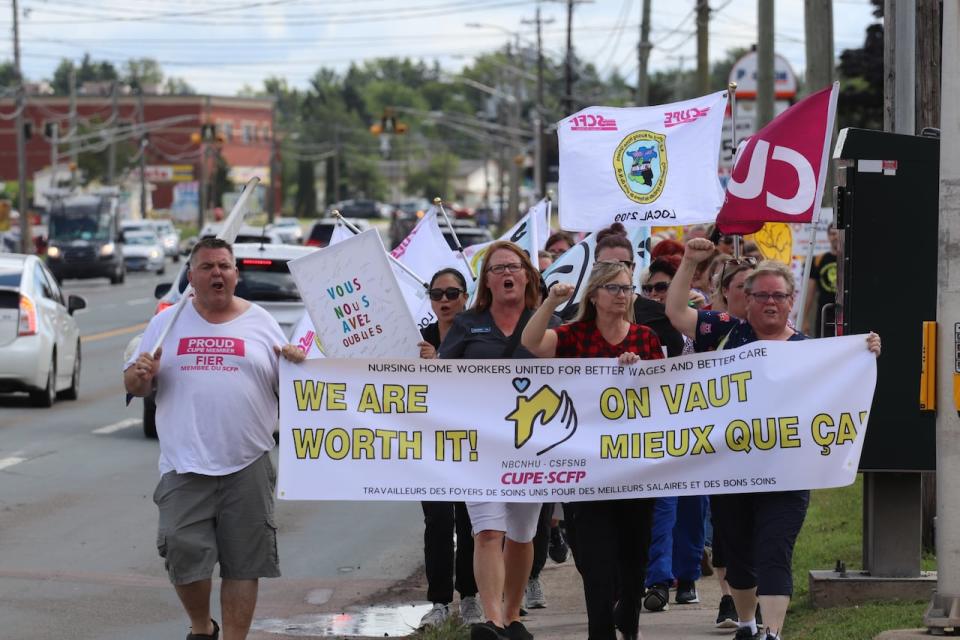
{"left": 414, "top": 268, "right": 484, "bottom": 630}
{"left": 521, "top": 261, "right": 663, "bottom": 640}
{"left": 439, "top": 241, "right": 551, "bottom": 640}
{"left": 665, "top": 237, "right": 881, "bottom": 640}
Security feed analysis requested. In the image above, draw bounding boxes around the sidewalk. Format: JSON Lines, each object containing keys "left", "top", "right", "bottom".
{"left": 523, "top": 559, "right": 733, "bottom": 640}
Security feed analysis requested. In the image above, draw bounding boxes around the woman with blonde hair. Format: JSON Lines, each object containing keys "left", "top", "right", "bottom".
{"left": 522, "top": 261, "right": 663, "bottom": 640}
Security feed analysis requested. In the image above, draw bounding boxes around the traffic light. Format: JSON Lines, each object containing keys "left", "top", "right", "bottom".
{"left": 369, "top": 108, "right": 407, "bottom": 136}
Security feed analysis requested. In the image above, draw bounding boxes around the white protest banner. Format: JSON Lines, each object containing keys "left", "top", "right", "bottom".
{"left": 288, "top": 229, "right": 422, "bottom": 358}
{"left": 278, "top": 335, "right": 876, "bottom": 501}
{"left": 541, "top": 226, "right": 651, "bottom": 316}
{"left": 558, "top": 92, "right": 727, "bottom": 232}
{"left": 463, "top": 199, "right": 551, "bottom": 275}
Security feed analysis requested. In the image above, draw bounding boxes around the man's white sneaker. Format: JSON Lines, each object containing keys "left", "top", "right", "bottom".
{"left": 419, "top": 602, "right": 450, "bottom": 629}
{"left": 524, "top": 577, "right": 546, "bottom": 609}
{"left": 459, "top": 595, "right": 484, "bottom": 625}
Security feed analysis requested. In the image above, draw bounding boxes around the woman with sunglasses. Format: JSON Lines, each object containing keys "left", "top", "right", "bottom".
{"left": 521, "top": 261, "right": 663, "bottom": 640}
{"left": 415, "top": 269, "right": 483, "bottom": 630}
{"left": 665, "top": 237, "right": 881, "bottom": 640}
{"left": 439, "top": 241, "right": 551, "bottom": 640}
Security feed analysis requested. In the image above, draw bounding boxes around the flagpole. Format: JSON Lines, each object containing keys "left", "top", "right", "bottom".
{"left": 434, "top": 197, "right": 477, "bottom": 281}
{"left": 791, "top": 218, "right": 820, "bottom": 329}
{"left": 333, "top": 210, "right": 428, "bottom": 287}
{"left": 727, "top": 82, "right": 743, "bottom": 259}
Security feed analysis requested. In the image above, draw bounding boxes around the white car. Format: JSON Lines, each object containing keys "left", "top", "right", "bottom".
{"left": 122, "top": 219, "right": 181, "bottom": 261}
{"left": 0, "top": 253, "right": 86, "bottom": 406}
{"left": 121, "top": 230, "right": 166, "bottom": 274}
{"left": 269, "top": 217, "right": 303, "bottom": 244}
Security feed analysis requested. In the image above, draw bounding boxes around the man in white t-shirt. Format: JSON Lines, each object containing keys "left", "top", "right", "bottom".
{"left": 124, "top": 237, "right": 304, "bottom": 640}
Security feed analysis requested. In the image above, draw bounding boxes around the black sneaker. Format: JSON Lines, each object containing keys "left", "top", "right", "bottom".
{"left": 715, "top": 594, "right": 738, "bottom": 628}
{"left": 675, "top": 580, "right": 699, "bottom": 604}
{"left": 470, "top": 621, "right": 509, "bottom": 640}
{"left": 505, "top": 620, "right": 534, "bottom": 640}
{"left": 642, "top": 582, "right": 669, "bottom": 612}
{"left": 733, "top": 627, "right": 761, "bottom": 640}
{"left": 548, "top": 525, "right": 568, "bottom": 564}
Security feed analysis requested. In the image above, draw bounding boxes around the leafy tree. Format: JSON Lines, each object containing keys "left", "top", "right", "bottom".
{"left": 836, "top": 0, "right": 884, "bottom": 130}
{"left": 163, "top": 77, "right": 196, "bottom": 95}
{"left": 50, "top": 54, "right": 118, "bottom": 95}
{"left": 0, "top": 61, "right": 17, "bottom": 89}
{"left": 124, "top": 58, "right": 164, "bottom": 91}
{"left": 406, "top": 152, "right": 459, "bottom": 199}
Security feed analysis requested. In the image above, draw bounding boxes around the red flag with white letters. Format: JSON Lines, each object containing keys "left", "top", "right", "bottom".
{"left": 716, "top": 83, "right": 838, "bottom": 234}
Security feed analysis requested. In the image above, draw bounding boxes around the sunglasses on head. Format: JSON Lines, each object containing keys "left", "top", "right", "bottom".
{"left": 719, "top": 256, "right": 759, "bottom": 286}
{"left": 641, "top": 282, "right": 670, "bottom": 294}
{"left": 428, "top": 287, "right": 465, "bottom": 301}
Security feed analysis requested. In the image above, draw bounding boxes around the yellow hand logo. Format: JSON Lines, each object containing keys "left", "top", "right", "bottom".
{"left": 506, "top": 383, "right": 578, "bottom": 455}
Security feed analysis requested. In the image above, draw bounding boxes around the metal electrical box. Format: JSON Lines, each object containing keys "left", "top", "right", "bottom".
{"left": 833, "top": 128, "right": 938, "bottom": 472}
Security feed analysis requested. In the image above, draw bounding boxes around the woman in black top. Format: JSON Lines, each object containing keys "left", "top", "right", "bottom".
{"left": 439, "top": 241, "right": 546, "bottom": 640}
{"left": 415, "top": 268, "right": 482, "bottom": 629}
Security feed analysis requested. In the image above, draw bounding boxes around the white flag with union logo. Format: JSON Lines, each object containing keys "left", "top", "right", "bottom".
{"left": 558, "top": 91, "right": 728, "bottom": 232}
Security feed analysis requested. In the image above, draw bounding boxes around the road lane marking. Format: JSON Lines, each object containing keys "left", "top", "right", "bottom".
{"left": 81, "top": 322, "right": 148, "bottom": 344}
{"left": 0, "top": 456, "right": 26, "bottom": 470}
{"left": 93, "top": 418, "right": 141, "bottom": 434}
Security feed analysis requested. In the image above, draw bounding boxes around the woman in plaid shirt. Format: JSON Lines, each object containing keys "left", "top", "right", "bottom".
{"left": 522, "top": 261, "right": 663, "bottom": 640}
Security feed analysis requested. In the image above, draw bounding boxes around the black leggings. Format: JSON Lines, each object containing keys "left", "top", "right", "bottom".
{"left": 712, "top": 490, "right": 809, "bottom": 596}
{"left": 420, "top": 501, "right": 477, "bottom": 603}
{"left": 565, "top": 499, "right": 655, "bottom": 640}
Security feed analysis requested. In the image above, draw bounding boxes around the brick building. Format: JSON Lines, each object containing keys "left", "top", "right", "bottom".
{"left": 0, "top": 94, "right": 277, "bottom": 212}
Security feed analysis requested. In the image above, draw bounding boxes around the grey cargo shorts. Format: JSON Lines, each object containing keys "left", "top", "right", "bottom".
{"left": 153, "top": 452, "right": 280, "bottom": 585}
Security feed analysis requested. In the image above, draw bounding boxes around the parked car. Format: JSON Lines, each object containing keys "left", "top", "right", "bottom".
{"left": 270, "top": 217, "right": 303, "bottom": 244}
{"left": 139, "top": 242, "right": 317, "bottom": 438}
{"left": 442, "top": 226, "right": 493, "bottom": 250}
{"left": 305, "top": 218, "right": 372, "bottom": 248}
{"left": 0, "top": 253, "right": 85, "bottom": 406}
{"left": 121, "top": 230, "right": 166, "bottom": 274}
{"left": 328, "top": 199, "right": 386, "bottom": 219}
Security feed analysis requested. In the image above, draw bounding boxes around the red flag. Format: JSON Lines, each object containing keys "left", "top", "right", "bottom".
{"left": 716, "top": 83, "right": 838, "bottom": 235}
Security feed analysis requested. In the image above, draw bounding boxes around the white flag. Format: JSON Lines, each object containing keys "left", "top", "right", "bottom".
{"left": 462, "top": 199, "right": 551, "bottom": 276}
{"left": 391, "top": 207, "right": 472, "bottom": 286}
{"left": 290, "top": 311, "right": 324, "bottom": 360}
{"left": 329, "top": 220, "right": 355, "bottom": 246}
{"left": 541, "top": 226, "right": 651, "bottom": 316}
{"left": 558, "top": 91, "right": 727, "bottom": 231}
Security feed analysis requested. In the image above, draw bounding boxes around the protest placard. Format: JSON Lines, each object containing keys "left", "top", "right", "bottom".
{"left": 278, "top": 335, "right": 876, "bottom": 501}
{"left": 287, "top": 228, "right": 422, "bottom": 358}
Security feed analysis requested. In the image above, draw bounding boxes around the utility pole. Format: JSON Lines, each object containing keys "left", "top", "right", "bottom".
{"left": 637, "top": 0, "right": 652, "bottom": 105}
{"left": 696, "top": 0, "right": 710, "bottom": 95}
{"left": 137, "top": 88, "right": 148, "bottom": 218}
{"left": 69, "top": 67, "right": 78, "bottom": 190}
{"left": 268, "top": 97, "right": 278, "bottom": 222}
{"left": 564, "top": 0, "right": 575, "bottom": 116}
{"left": 506, "top": 42, "right": 521, "bottom": 226}
{"left": 915, "top": 0, "right": 940, "bottom": 131}
{"left": 106, "top": 81, "right": 118, "bottom": 185}
{"left": 756, "top": 0, "right": 775, "bottom": 129}
{"left": 884, "top": 0, "right": 916, "bottom": 134}
{"left": 803, "top": 0, "right": 835, "bottom": 207}
{"left": 925, "top": 1, "right": 960, "bottom": 632}
{"left": 332, "top": 128, "right": 341, "bottom": 205}
{"left": 522, "top": 5, "right": 553, "bottom": 197}
{"left": 12, "top": 0, "right": 30, "bottom": 255}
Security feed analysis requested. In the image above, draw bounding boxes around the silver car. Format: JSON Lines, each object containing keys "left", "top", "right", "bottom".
{"left": 269, "top": 217, "right": 303, "bottom": 244}
{"left": 121, "top": 230, "right": 166, "bottom": 274}
{"left": 0, "top": 254, "right": 86, "bottom": 406}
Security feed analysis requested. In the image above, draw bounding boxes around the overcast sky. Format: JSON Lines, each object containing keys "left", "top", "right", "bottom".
{"left": 4, "top": 0, "right": 878, "bottom": 96}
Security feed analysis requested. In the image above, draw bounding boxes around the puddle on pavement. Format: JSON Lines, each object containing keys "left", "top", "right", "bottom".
{"left": 252, "top": 602, "right": 433, "bottom": 637}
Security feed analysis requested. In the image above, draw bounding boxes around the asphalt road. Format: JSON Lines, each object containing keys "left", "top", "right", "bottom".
{"left": 0, "top": 262, "right": 425, "bottom": 640}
